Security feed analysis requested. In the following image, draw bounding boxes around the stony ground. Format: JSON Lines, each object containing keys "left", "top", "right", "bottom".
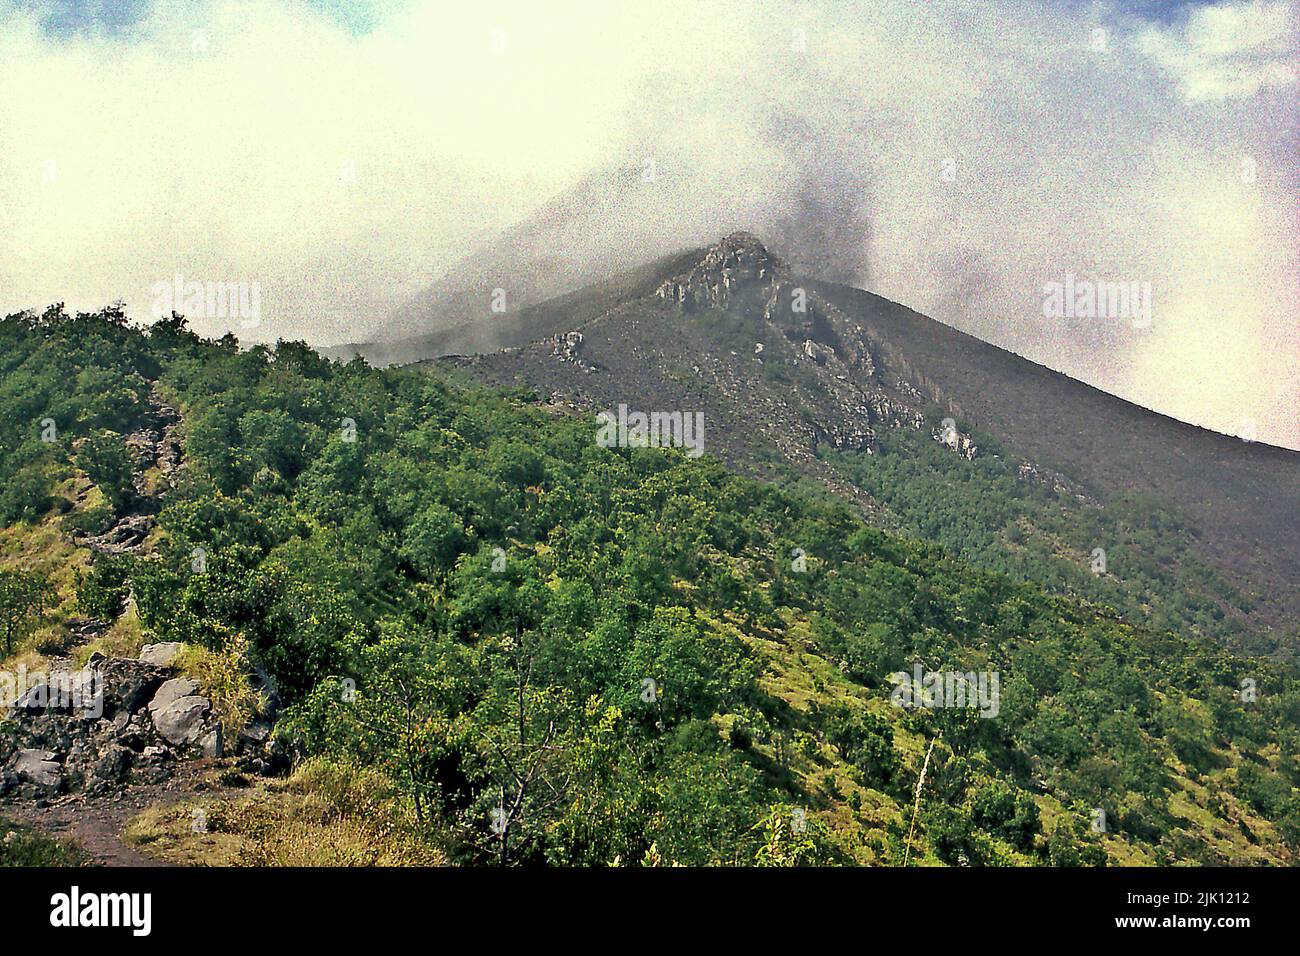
{"left": 3, "top": 761, "right": 222, "bottom": 866}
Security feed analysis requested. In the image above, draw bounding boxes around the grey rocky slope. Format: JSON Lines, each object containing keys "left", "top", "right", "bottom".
{"left": 407, "top": 232, "right": 1300, "bottom": 654}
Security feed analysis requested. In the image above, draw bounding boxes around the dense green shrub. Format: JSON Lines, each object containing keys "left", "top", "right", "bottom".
{"left": 75, "top": 553, "right": 134, "bottom": 620}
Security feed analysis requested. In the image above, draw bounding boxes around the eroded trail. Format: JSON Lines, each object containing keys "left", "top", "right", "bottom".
{"left": 4, "top": 762, "right": 215, "bottom": 866}
{"left": 79, "top": 384, "right": 183, "bottom": 556}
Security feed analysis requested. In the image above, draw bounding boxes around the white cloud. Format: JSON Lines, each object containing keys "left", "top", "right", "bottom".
{"left": 1136, "top": 0, "right": 1298, "bottom": 101}
{"left": 0, "top": 0, "right": 1296, "bottom": 449}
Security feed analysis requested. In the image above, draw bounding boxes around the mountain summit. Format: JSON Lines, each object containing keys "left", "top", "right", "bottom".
{"left": 654, "top": 231, "right": 785, "bottom": 318}
{"left": 420, "top": 232, "right": 1300, "bottom": 658}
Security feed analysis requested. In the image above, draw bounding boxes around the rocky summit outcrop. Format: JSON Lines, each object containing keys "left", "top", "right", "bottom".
{"left": 655, "top": 231, "right": 784, "bottom": 319}
{"left": 0, "top": 650, "right": 228, "bottom": 799}
{"left": 648, "top": 234, "right": 928, "bottom": 454}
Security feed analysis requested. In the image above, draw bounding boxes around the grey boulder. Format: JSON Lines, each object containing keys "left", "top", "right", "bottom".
{"left": 149, "top": 678, "right": 199, "bottom": 714}
{"left": 138, "top": 642, "right": 186, "bottom": 667}
{"left": 12, "top": 749, "right": 62, "bottom": 789}
{"left": 150, "top": 695, "right": 213, "bottom": 747}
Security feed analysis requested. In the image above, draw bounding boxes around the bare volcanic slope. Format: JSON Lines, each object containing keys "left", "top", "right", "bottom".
{"left": 807, "top": 278, "right": 1300, "bottom": 620}
{"left": 414, "top": 233, "right": 1300, "bottom": 654}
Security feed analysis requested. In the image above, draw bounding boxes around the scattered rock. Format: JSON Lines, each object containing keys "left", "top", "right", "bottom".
{"left": 12, "top": 749, "right": 62, "bottom": 790}
{"left": 1, "top": 656, "right": 222, "bottom": 798}
{"left": 139, "top": 642, "right": 186, "bottom": 667}
{"left": 150, "top": 695, "right": 213, "bottom": 747}
{"left": 934, "top": 423, "right": 980, "bottom": 460}
{"left": 656, "top": 232, "right": 782, "bottom": 319}
{"left": 13, "top": 683, "right": 51, "bottom": 712}
{"left": 238, "top": 721, "right": 271, "bottom": 748}
{"left": 78, "top": 386, "right": 182, "bottom": 556}
{"left": 552, "top": 330, "right": 584, "bottom": 359}
{"left": 93, "top": 745, "right": 133, "bottom": 783}
{"left": 91, "top": 656, "right": 167, "bottom": 716}
{"left": 149, "top": 678, "right": 199, "bottom": 714}
{"left": 803, "top": 339, "right": 835, "bottom": 365}
{"left": 197, "top": 728, "right": 223, "bottom": 759}
{"left": 1016, "top": 460, "right": 1083, "bottom": 499}
{"left": 141, "top": 744, "right": 173, "bottom": 763}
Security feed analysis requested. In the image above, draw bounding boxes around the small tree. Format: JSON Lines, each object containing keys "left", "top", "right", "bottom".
{"left": 476, "top": 626, "right": 573, "bottom": 866}
{"left": 75, "top": 430, "right": 136, "bottom": 512}
{"left": 753, "top": 804, "right": 838, "bottom": 866}
{"left": 74, "top": 553, "right": 133, "bottom": 620}
{"left": 0, "top": 569, "right": 49, "bottom": 656}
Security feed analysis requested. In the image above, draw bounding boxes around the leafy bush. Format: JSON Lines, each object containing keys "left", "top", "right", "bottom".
{"left": 820, "top": 702, "right": 900, "bottom": 789}
{"left": 74, "top": 430, "right": 136, "bottom": 513}
{"left": 75, "top": 553, "right": 133, "bottom": 620}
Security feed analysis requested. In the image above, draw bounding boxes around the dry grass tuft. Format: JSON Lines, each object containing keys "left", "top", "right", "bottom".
{"left": 124, "top": 758, "right": 444, "bottom": 867}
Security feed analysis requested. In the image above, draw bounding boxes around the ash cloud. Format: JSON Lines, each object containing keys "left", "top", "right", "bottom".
{"left": 0, "top": 0, "right": 1295, "bottom": 448}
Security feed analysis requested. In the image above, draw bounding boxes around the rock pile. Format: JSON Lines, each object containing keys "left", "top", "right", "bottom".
{"left": 0, "top": 645, "right": 261, "bottom": 800}
{"left": 550, "top": 330, "right": 597, "bottom": 372}
{"left": 934, "top": 423, "right": 980, "bottom": 460}
{"left": 551, "top": 330, "right": 584, "bottom": 360}
{"left": 79, "top": 387, "right": 182, "bottom": 556}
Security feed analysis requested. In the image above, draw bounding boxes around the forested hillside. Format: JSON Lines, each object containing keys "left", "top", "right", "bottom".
{"left": 430, "top": 235, "right": 1300, "bottom": 659}
{"left": 823, "top": 426, "right": 1269, "bottom": 656}
{"left": 3, "top": 306, "right": 1299, "bottom": 866}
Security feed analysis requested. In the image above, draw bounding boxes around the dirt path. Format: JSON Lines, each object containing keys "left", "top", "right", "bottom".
{"left": 3, "top": 385, "right": 212, "bottom": 867}
{"left": 3, "top": 762, "right": 217, "bottom": 867}
{"left": 3, "top": 383, "right": 204, "bottom": 867}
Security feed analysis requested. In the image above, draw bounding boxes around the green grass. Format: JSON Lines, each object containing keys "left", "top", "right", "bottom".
{"left": 0, "top": 818, "right": 87, "bottom": 867}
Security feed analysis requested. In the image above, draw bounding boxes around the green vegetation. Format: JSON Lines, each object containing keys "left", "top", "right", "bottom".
{"left": 0, "top": 569, "right": 48, "bottom": 655}
{"left": 0, "top": 817, "right": 86, "bottom": 866}
{"left": 825, "top": 424, "right": 1266, "bottom": 655}
{"left": 3, "top": 306, "right": 1299, "bottom": 866}
{"left": 73, "top": 430, "right": 136, "bottom": 514}
{"left": 0, "top": 304, "right": 152, "bottom": 527}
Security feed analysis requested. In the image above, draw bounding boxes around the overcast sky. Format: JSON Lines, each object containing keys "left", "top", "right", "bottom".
{"left": 1, "top": 0, "right": 1296, "bottom": 449}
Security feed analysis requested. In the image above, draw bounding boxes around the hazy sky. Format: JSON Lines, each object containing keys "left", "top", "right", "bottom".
{"left": 1, "top": 0, "right": 1296, "bottom": 449}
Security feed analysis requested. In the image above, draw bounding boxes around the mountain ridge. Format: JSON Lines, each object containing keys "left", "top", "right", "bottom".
{"left": 408, "top": 232, "right": 1300, "bottom": 656}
